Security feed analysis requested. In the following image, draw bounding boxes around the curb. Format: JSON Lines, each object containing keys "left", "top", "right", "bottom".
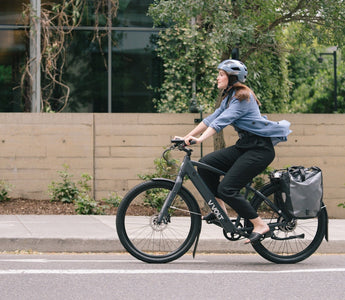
{"left": 1, "top": 238, "right": 344, "bottom": 254}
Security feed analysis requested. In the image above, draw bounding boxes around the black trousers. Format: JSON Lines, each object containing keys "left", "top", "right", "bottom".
{"left": 198, "top": 134, "right": 275, "bottom": 219}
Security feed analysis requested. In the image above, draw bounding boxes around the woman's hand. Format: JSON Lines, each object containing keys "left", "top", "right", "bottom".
{"left": 173, "top": 135, "right": 200, "bottom": 145}
{"left": 184, "top": 135, "right": 201, "bottom": 145}
{"left": 173, "top": 136, "right": 185, "bottom": 141}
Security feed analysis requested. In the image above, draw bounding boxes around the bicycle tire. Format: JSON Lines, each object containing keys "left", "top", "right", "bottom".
{"left": 249, "top": 182, "right": 327, "bottom": 264}
{"left": 116, "top": 179, "right": 201, "bottom": 263}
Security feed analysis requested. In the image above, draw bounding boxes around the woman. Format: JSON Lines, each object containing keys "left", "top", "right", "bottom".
{"left": 176, "top": 59, "right": 291, "bottom": 244}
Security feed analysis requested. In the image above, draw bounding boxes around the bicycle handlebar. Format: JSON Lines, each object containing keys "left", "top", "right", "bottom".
{"left": 162, "top": 139, "right": 195, "bottom": 162}
{"left": 171, "top": 139, "right": 197, "bottom": 147}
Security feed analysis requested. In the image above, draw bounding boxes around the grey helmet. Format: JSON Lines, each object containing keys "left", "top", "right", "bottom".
{"left": 217, "top": 59, "right": 248, "bottom": 83}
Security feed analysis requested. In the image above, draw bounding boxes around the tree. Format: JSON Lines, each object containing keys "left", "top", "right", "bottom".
{"left": 284, "top": 23, "right": 345, "bottom": 113}
{"left": 149, "top": 0, "right": 345, "bottom": 148}
{"left": 149, "top": 0, "right": 345, "bottom": 112}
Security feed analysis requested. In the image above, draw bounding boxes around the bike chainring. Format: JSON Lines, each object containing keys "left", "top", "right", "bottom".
{"left": 223, "top": 220, "right": 243, "bottom": 241}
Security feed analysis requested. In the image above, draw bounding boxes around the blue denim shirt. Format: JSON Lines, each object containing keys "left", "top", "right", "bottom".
{"left": 203, "top": 93, "right": 291, "bottom": 145}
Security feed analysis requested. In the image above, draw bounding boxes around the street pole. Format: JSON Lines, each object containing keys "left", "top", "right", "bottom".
{"left": 333, "top": 51, "right": 337, "bottom": 112}
{"left": 107, "top": 0, "right": 112, "bottom": 113}
{"left": 30, "top": 0, "right": 41, "bottom": 113}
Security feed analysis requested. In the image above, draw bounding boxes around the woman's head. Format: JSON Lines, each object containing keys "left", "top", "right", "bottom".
{"left": 217, "top": 59, "right": 261, "bottom": 106}
{"left": 217, "top": 59, "right": 248, "bottom": 83}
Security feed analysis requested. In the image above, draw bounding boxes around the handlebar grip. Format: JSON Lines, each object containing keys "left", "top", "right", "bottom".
{"left": 171, "top": 139, "right": 196, "bottom": 146}
{"left": 171, "top": 139, "right": 184, "bottom": 144}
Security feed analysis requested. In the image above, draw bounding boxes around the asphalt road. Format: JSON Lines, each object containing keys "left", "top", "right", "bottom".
{"left": 0, "top": 253, "right": 344, "bottom": 300}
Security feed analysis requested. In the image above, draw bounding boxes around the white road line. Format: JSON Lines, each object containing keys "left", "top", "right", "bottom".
{"left": 0, "top": 268, "right": 345, "bottom": 275}
{"left": 0, "top": 259, "right": 207, "bottom": 263}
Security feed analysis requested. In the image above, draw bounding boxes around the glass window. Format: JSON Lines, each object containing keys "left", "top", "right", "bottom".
{"left": 0, "top": 0, "right": 29, "bottom": 25}
{"left": 115, "top": 0, "right": 154, "bottom": 27}
{"left": 80, "top": 0, "right": 154, "bottom": 28}
{"left": 0, "top": 0, "right": 163, "bottom": 113}
{"left": 111, "top": 30, "right": 162, "bottom": 112}
{"left": 80, "top": 0, "right": 108, "bottom": 27}
{"left": 0, "top": 30, "right": 27, "bottom": 112}
{"left": 57, "top": 30, "right": 108, "bottom": 112}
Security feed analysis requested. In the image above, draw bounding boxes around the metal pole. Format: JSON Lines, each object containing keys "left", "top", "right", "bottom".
{"left": 107, "top": 0, "right": 112, "bottom": 113}
{"left": 30, "top": 0, "right": 41, "bottom": 112}
{"left": 333, "top": 51, "right": 337, "bottom": 112}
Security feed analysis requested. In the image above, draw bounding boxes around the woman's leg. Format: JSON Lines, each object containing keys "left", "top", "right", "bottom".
{"left": 198, "top": 146, "right": 242, "bottom": 218}
{"left": 217, "top": 145, "right": 275, "bottom": 241}
{"left": 197, "top": 146, "right": 241, "bottom": 195}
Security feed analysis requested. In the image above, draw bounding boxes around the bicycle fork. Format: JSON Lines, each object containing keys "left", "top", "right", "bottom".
{"left": 156, "top": 163, "right": 186, "bottom": 224}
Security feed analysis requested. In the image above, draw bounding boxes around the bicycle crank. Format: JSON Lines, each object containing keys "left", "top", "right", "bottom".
{"left": 223, "top": 221, "right": 243, "bottom": 241}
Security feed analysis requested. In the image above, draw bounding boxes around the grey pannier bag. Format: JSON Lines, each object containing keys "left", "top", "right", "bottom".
{"left": 279, "top": 166, "right": 323, "bottom": 219}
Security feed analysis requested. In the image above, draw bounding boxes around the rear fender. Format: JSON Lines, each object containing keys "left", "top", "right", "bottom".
{"left": 321, "top": 203, "right": 329, "bottom": 242}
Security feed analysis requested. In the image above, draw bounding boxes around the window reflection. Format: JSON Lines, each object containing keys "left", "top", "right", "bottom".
{"left": 0, "top": 0, "right": 29, "bottom": 25}
{"left": 116, "top": 0, "right": 154, "bottom": 27}
{"left": 0, "top": 0, "right": 162, "bottom": 112}
{"left": 0, "top": 29, "right": 27, "bottom": 112}
{"left": 112, "top": 30, "right": 161, "bottom": 112}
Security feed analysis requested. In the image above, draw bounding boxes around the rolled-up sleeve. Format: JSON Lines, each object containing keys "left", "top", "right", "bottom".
{"left": 205, "top": 98, "right": 248, "bottom": 132}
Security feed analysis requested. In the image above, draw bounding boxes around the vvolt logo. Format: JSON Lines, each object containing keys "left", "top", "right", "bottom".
{"left": 208, "top": 199, "right": 224, "bottom": 220}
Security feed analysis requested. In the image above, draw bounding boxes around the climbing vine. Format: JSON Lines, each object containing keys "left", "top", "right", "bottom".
{"left": 21, "top": 0, "right": 119, "bottom": 112}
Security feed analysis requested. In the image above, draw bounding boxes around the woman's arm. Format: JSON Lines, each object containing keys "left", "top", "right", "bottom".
{"left": 175, "top": 121, "right": 207, "bottom": 143}
{"left": 185, "top": 121, "right": 208, "bottom": 138}
{"left": 186, "top": 126, "right": 216, "bottom": 145}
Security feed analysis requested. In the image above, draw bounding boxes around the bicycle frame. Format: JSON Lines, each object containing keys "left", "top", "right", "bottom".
{"left": 157, "top": 151, "right": 238, "bottom": 233}
{"left": 157, "top": 144, "right": 292, "bottom": 236}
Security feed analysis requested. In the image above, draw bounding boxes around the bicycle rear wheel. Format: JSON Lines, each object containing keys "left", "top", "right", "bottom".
{"left": 250, "top": 183, "right": 327, "bottom": 264}
{"left": 116, "top": 179, "right": 201, "bottom": 263}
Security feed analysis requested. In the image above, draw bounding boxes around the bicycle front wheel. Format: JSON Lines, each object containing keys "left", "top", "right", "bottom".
{"left": 116, "top": 180, "right": 201, "bottom": 263}
{"left": 250, "top": 183, "right": 327, "bottom": 264}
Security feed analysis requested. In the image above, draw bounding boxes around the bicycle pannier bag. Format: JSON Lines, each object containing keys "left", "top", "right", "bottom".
{"left": 280, "top": 166, "right": 323, "bottom": 219}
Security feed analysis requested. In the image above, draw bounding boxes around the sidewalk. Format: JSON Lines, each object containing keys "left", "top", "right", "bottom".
{"left": 0, "top": 215, "right": 344, "bottom": 254}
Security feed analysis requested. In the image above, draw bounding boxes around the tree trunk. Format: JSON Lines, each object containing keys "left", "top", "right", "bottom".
{"left": 213, "top": 130, "right": 226, "bottom": 150}
{"left": 213, "top": 89, "right": 226, "bottom": 150}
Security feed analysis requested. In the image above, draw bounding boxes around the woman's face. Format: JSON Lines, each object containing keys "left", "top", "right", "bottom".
{"left": 217, "top": 70, "right": 229, "bottom": 90}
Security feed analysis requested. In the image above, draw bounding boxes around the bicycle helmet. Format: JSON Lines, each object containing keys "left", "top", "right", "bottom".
{"left": 217, "top": 59, "right": 248, "bottom": 83}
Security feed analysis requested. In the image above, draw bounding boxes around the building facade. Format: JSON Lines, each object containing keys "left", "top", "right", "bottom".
{"left": 0, "top": 0, "right": 162, "bottom": 112}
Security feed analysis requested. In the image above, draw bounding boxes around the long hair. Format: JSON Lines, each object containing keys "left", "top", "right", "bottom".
{"left": 223, "top": 75, "right": 261, "bottom": 106}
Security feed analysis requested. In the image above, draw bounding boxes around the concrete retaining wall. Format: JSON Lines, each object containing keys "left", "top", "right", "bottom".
{"left": 0, "top": 113, "right": 344, "bottom": 218}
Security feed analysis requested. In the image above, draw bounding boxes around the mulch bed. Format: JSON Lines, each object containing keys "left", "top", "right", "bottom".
{"left": 0, "top": 198, "right": 117, "bottom": 215}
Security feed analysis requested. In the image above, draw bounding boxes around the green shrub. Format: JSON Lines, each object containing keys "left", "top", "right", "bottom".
{"left": 74, "top": 173, "right": 106, "bottom": 215}
{"left": 138, "top": 152, "right": 179, "bottom": 181}
{"left": 138, "top": 152, "right": 180, "bottom": 211}
{"left": 75, "top": 195, "right": 106, "bottom": 215}
{"left": 49, "top": 165, "right": 105, "bottom": 215}
{"left": 48, "top": 164, "right": 79, "bottom": 203}
{"left": 0, "top": 180, "right": 13, "bottom": 202}
{"left": 102, "top": 192, "right": 122, "bottom": 207}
